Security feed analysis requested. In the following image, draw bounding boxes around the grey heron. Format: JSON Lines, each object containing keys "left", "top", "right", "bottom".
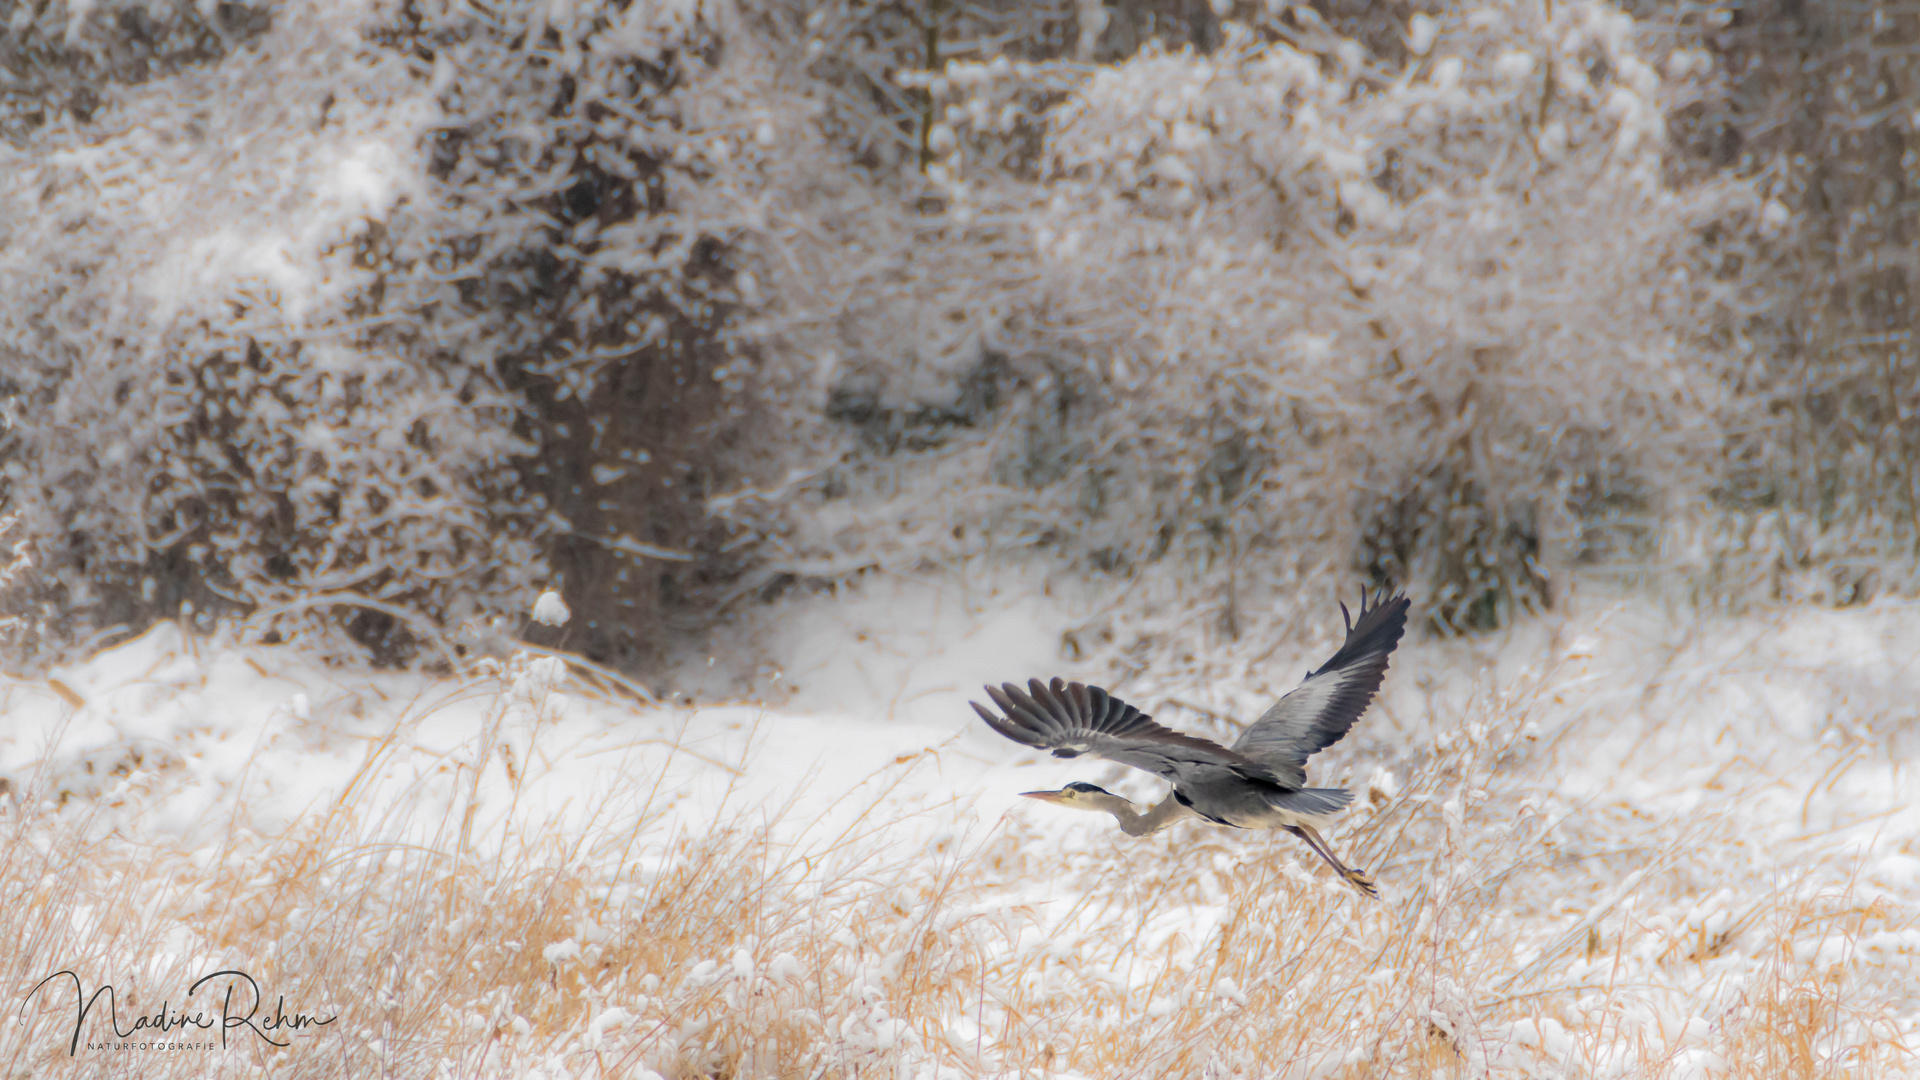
{"left": 972, "top": 587, "right": 1410, "bottom": 897}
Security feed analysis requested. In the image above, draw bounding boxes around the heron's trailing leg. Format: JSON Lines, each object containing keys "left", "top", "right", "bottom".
{"left": 1283, "top": 823, "right": 1378, "bottom": 898}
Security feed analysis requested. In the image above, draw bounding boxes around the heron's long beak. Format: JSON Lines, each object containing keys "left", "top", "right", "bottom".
{"left": 1019, "top": 789, "right": 1070, "bottom": 803}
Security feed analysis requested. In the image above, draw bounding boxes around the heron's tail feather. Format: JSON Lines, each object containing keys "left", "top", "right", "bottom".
{"left": 1266, "top": 786, "right": 1352, "bottom": 817}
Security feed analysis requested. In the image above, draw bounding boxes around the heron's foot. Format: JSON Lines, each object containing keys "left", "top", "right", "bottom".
{"left": 1344, "top": 867, "right": 1379, "bottom": 899}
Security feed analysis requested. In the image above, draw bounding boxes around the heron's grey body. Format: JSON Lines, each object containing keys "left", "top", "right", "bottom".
{"left": 972, "top": 588, "right": 1410, "bottom": 896}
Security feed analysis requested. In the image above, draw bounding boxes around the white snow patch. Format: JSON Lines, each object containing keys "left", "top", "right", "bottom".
{"left": 532, "top": 589, "right": 572, "bottom": 627}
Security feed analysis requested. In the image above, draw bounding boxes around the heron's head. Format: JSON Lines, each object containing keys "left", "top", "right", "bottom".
{"left": 1019, "top": 781, "right": 1122, "bottom": 811}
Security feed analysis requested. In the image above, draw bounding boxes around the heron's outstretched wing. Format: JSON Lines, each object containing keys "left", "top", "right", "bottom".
{"left": 972, "top": 677, "right": 1281, "bottom": 787}
{"left": 1231, "top": 588, "right": 1411, "bottom": 785}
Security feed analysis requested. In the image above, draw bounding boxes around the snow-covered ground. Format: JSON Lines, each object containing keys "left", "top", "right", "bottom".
{"left": 2, "top": 578, "right": 1917, "bottom": 1078}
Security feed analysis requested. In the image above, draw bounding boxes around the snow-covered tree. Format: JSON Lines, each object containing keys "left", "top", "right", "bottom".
{"left": 1, "top": 0, "right": 1892, "bottom": 670}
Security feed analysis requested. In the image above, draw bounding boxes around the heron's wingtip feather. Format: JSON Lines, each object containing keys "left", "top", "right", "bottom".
{"left": 972, "top": 699, "right": 1045, "bottom": 746}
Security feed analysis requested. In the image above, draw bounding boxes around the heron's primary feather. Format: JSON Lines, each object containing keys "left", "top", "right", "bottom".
{"left": 971, "top": 677, "right": 1282, "bottom": 787}
{"left": 1230, "top": 588, "right": 1411, "bottom": 785}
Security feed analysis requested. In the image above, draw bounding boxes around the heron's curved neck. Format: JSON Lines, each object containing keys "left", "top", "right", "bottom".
{"left": 1093, "top": 792, "right": 1190, "bottom": 837}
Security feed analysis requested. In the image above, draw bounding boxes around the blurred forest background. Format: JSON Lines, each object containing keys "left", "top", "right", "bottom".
{"left": 1, "top": 0, "right": 1915, "bottom": 681}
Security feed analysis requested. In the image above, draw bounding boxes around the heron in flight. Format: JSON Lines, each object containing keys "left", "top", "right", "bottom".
{"left": 972, "top": 588, "right": 1410, "bottom": 897}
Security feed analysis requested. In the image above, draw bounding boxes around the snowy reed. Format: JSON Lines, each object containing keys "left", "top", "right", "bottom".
{"left": 4, "top": 593, "right": 1914, "bottom": 1078}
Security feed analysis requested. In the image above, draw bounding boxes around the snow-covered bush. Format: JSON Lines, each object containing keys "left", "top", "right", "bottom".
{"left": 0, "top": 4, "right": 537, "bottom": 663}
{"left": 0, "top": 513, "right": 28, "bottom": 645}
{"left": 1658, "top": 0, "right": 1920, "bottom": 606}
{"left": 12, "top": 0, "right": 1899, "bottom": 672}
{"left": 0, "top": 0, "right": 274, "bottom": 141}
{"left": 0, "top": 0, "right": 790, "bottom": 667}
{"left": 763, "top": 1, "right": 1762, "bottom": 644}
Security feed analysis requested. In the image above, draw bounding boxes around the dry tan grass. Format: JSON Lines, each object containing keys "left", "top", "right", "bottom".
{"left": 3, "top": 615, "right": 1916, "bottom": 1080}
